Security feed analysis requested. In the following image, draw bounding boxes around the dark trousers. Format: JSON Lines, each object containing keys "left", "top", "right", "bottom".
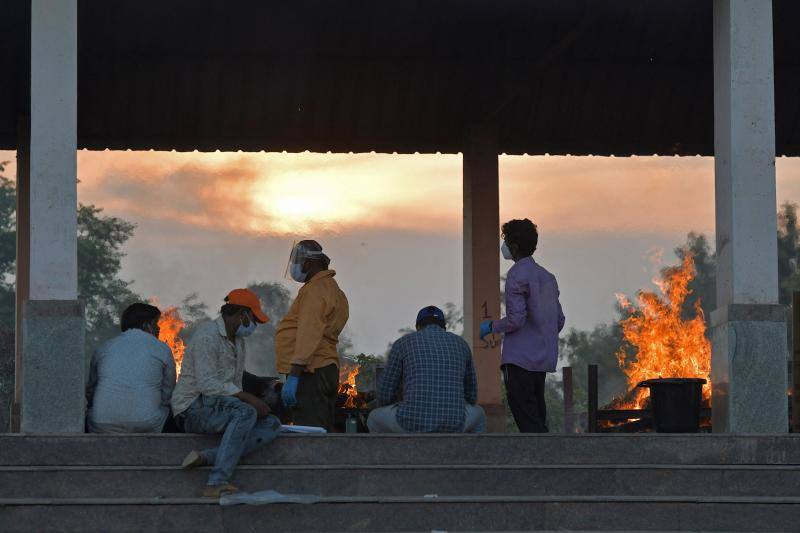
{"left": 291, "top": 363, "right": 339, "bottom": 431}
{"left": 503, "top": 364, "right": 548, "bottom": 433}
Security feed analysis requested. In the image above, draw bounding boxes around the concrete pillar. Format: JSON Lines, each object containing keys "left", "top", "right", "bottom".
{"left": 711, "top": 0, "right": 787, "bottom": 432}
{"left": 463, "top": 129, "right": 504, "bottom": 432}
{"left": 18, "top": 0, "right": 85, "bottom": 433}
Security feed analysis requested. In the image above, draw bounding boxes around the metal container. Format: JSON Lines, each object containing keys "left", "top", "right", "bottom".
{"left": 638, "top": 378, "right": 706, "bottom": 433}
{"left": 345, "top": 414, "right": 359, "bottom": 433}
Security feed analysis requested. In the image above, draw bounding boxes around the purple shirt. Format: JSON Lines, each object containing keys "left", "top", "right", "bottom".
{"left": 492, "top": 257, "right": 565, "bottom": 372}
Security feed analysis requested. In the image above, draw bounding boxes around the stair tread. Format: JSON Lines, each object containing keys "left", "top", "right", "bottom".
{"left": 5, "top": 495, "right": 800, "bottom": 505}
{"left": 4, "top": 463, "right": 800, "bottom": 471}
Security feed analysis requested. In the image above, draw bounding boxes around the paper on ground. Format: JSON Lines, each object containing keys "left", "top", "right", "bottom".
{"left": 280, "top": 424, "right": 327, "bottom": 434}
{"left": 220, "top": 489, "right": 321, "bottom": 506}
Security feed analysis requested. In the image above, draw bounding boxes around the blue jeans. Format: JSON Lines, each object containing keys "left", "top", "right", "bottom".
{"left": 181, "top": 395, "right": 281, "bottom": 486}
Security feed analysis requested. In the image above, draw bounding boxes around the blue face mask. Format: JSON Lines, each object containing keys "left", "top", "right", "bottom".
{"left": 290, "top": 263, "right": 308, "bottom": 283}
{"left": 235, "top": 315, "right": 257, "bottom": 338}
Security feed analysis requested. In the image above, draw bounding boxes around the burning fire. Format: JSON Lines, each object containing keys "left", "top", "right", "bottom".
{"left": 614, "top": 254, "right": 711, "bottom": 409}
{"left": 158, "top": 306, "right": 186, "bottom": 376}
{"left": 339, "top": 362, "right": 360, "bottom": 409}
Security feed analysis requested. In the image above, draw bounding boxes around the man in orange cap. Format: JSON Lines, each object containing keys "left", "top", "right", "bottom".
{"left": 172, "top": 288, "right": 280, "bottom": 498}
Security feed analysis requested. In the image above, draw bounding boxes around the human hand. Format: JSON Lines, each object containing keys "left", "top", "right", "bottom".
{"left": 479, "top": 320, "right": 493, "bottom": 340}
{"left": 281, "top": 375, "right": 299, "bottom": 408}
{"left": 254, "top": 399, "right": 271, "bottom": 418}
{"left": 234, "top": 391, "right": 272, "bottom": 418}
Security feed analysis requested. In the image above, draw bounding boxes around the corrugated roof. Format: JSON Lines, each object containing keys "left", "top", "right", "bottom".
{"left": 1, "top": 0, "right": 799, "bottom": 155}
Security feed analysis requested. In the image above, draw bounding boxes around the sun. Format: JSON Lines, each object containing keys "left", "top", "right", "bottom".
{"left": 250, "top": 170, "right": 367, "bottom": 233}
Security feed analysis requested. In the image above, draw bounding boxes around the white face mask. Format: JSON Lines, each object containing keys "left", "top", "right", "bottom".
{"left": 501, "top": 242, "right": 514, "bottom": 261}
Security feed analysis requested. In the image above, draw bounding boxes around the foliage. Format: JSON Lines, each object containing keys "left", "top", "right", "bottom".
{"left": 343, "top": 352, "right": 385, "bottom": 391}
{"left": 243, "top": 281, "right": 293, "bottom": 377}
{"left": 0, "top": 167, "right": 144, "bottom": 425}
{"left": 77, "top": 204, "right": 141, "bottom": 353}
{"left": 178, "top": 281, "right": 354, "bottom": 378}
{"left": 779, "top": 203, "right": 800, "bottom": 304}
{"left": 389, "top": 301, "right": 464, "bottom": 352}
{"left": 0, "top": 166, "right": 16, "bottom": 330}
{"left": 558, "top": 209, "right": 800, "bottom": 427}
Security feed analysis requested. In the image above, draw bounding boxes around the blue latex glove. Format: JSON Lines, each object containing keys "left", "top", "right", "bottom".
{"left": 281, "top": 375, "right": 299, "bottom": 408}
{"left": 479, "top": 320, "right": 493, "bottom": 340}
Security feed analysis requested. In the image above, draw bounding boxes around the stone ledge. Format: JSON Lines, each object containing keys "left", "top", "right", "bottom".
{"left": 710, "top": 303, "right": 786, "bottom": 327}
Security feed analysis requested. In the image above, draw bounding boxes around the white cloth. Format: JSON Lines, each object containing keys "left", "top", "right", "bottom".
{"left": 171, "top": 317, "right": 247, "bottom": 416}
{"left": 86, "top": 329, "right": 176, "bottom": 433}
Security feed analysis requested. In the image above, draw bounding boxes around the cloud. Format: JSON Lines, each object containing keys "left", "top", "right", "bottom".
{"left": 75, "top": 150, "right": 463, "bottom": 236}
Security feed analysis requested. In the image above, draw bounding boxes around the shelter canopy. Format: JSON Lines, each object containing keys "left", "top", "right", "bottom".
{"left": 2, "top": 0, "right": 799, "bottom": 155}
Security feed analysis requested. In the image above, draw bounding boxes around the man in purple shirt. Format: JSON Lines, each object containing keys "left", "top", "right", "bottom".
{"left": 480, "top": 219, "right": 565, "bottom": 432}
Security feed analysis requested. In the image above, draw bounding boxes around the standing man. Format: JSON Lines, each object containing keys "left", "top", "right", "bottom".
{"left": 86, "top": 303, "right": 176, "bottom": 433}
{"left": 480, "top": 219, "right": 565, "bottom": 433}
{"left": 276, "top": 240, "right": 349, "bottom": 430}
{"left": 172, "top": 289, "right": 280, "bottom": 498}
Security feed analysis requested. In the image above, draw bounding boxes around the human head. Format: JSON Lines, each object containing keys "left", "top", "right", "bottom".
{"left": 415, "top": 305, "right": 446, "bottom": 331}
{"left": 222, "top": 288, "right": 270, "bottom": 325}
{"left": 288, "top": 240, "right": 331, "bottom": 282}
{"left": 121, "top": 303, "right": 161, "bottom": 337}
{"left": 501, "top": 218, "right": 539, "bottom": 260}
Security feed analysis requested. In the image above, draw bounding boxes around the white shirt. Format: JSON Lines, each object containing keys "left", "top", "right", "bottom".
{"left": 171, "top": 317, "right": 247, "bottom": 416}
{"left": 86, "top": 329, "right": 176, "bottom": 433}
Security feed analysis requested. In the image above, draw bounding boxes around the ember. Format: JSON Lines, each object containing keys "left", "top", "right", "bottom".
{"left": 613, "top": 254, "right": 711, "bottom": 409}
{"left": 158, "top": 306, "right": 186, "bottom": 375}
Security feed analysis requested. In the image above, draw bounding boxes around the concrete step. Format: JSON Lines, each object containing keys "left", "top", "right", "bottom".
{"left": 2, "top": 464, "right": 800, "bottom": 499}
{"left": 4, "top": 433, "right": 800, "bottom": 466}
{"left": 2, "top": 495, "right": 800, "bottom": 532}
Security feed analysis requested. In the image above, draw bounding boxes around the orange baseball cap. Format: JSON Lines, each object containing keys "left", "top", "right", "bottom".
{"left": 225, "top": 288, "right": 269, "bottom": 324}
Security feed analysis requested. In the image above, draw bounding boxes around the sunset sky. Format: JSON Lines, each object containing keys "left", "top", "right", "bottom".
{"left": 2, "top": 149, "right": 800, "bottom": 355}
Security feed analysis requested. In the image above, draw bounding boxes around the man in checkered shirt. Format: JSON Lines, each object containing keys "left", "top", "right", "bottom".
{"left": 367, "top": 306, "right": 486, "bottom": 433}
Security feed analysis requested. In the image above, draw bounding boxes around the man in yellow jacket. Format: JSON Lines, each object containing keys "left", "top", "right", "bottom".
{"left": 276, "top": 240, "right": 349, "bottom": 430}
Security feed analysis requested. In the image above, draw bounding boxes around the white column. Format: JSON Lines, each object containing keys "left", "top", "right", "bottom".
{"left": 711, "top": 0, "right": 787, "bottom": 433}
{"left": 30, "top": 0, "right": 78, "bottom": 299}
{"left": 463, "top": 129, "right": 504, "bottom": 432}
{"left": 20, "top": 0, "right": 84, "bottom": 433}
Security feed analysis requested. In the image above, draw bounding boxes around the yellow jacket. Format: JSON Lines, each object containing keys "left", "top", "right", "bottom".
{"left": 275, "top": 270, "right": 349, "bottom": 374}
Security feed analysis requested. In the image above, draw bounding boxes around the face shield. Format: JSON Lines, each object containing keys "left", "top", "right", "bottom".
{"left": 284, "top": 240, "right": 329, "bottom": 282}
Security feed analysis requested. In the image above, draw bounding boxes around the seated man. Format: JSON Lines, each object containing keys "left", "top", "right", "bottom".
{"left": 86, "top": 303, "right": 176, "bottom": 433}
{"left": 368, "top": 306, "right": 486, "bottom": 433}
{"left": 172, "top": 289, "right": 281, "bottom": 498}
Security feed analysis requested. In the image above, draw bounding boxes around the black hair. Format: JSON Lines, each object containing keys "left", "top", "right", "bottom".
{"left": 298, "top": 239, "right": 331, "bottom": 269}
{"left": 121, "top": 303, "right": 161, "bottom": 332}
{"left": 416, "top": 316, "right": 446, "bottom": 330}
{"left": 221, "top": 303, "right": 249, "bottom": 317}
{"left": 501, "top": 218, "right": 539, "bottom": 257}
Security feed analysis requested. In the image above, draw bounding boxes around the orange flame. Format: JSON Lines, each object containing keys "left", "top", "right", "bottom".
{"left": 158, "top": 306, "right": 186, "bottom": 376}
{"left": 614, "top": 254, "right": 712, "bottom": 409}
{"left": 338, "top": 362, "right": 360, "bottom": 409}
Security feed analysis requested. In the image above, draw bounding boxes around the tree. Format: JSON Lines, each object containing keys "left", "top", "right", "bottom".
{"left": 674, "top": 232, "right": 716, "bottom": 322}
{"left": 77, "top": 204, "right": 142, "bottom": 353}
{"left": 0, "top": 166, "right": 16, "bottom": 330}
{"left": 0, "top": 162, "right": 13, "bottom": 431}
{"left": 558, "top": 210, "right": 800, "bottom": 429}
{"left": 0, "top": 167, "right": 143, "bottom": 428}
{"left": 779, "top": 203, "right": 800, "bottom": 304}
{"left": 391, "top": 301, "right": 464, "bottom": 346}
{"left": 241, "top": 281, "right": 293, "bottom": 377}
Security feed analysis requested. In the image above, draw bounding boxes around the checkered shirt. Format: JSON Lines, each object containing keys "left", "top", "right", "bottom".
{"left": 379, "top": 325, "right": 478, "bottom": 432}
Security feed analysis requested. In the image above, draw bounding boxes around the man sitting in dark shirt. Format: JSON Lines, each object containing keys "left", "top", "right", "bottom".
{"left": 367, "top": 306, "right": 486, "bottom": 433}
